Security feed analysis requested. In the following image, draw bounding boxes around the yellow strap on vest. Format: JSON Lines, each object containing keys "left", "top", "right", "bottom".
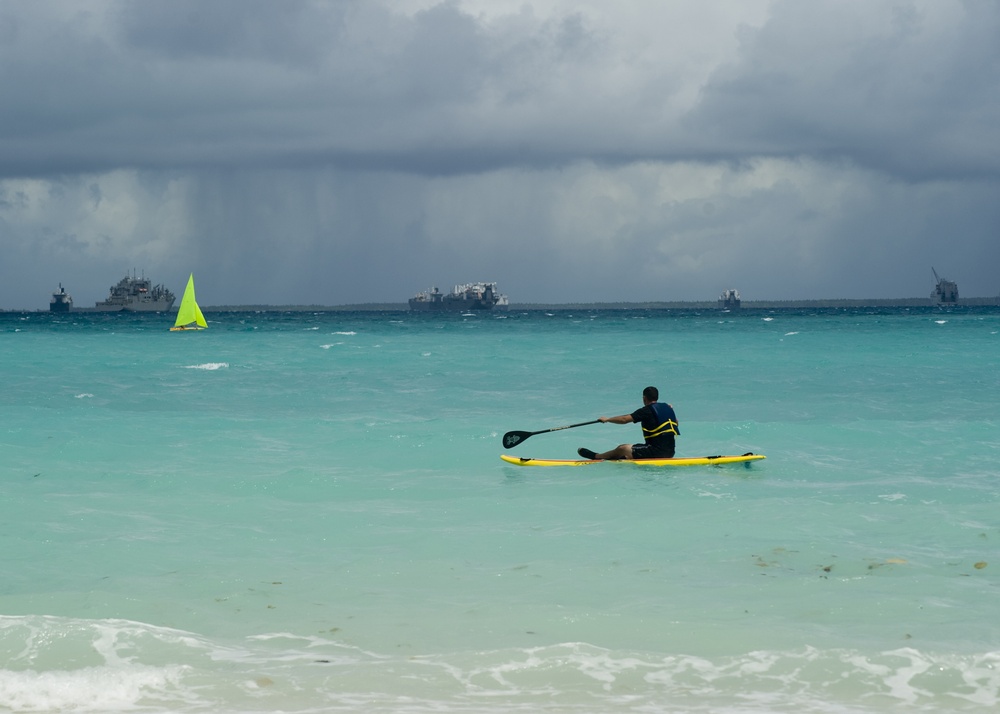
{"left": 643, "top": 420, "right": 678, "bottom": 437}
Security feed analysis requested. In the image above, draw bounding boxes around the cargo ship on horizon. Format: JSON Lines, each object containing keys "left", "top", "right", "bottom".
{"left": 409, "top": 282, "right": 509, "bottom": 311}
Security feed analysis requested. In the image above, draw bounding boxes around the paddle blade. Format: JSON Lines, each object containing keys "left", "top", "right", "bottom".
{"left": 502, "top": 430, "right": 533, "bottom": 449}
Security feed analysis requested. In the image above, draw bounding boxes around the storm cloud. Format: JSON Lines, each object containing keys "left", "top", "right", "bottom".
{"left": 1, "top": 0, "right": 998, "bottom": 308}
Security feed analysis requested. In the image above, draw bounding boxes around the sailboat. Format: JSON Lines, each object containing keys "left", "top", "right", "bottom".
{"left": 170, "top": 273, "right": 208, "bottom": 331}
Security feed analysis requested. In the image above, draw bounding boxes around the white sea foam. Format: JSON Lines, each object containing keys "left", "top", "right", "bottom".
{"left": 69, "top": 624, "right": 1000, "bottom": 714}
{"left": 184, "top": 362, "right": 228, "bottom": 370}
{"left": 75, "top": 393, "right": 94, "bottom": 398}
{"left": 1, "top": 619, "right": 997, "bottom": 714}
{"left": 0, "top": 664, "right": 185, "bottom": 712}
{"left": 0, "top": 617, "right": 193, "bottom": 712}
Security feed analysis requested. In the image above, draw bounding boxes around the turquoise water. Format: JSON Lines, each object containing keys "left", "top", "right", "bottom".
{"left": 1, "top": 308, "right": 998, "bottom": 713}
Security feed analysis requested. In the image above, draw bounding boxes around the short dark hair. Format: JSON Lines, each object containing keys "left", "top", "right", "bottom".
{"left": 643, "top": 386, "right": 658, "bottom": 401}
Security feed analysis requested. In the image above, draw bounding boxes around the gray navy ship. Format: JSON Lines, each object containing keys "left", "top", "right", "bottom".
{"left": 50, "top": 272, "right": 176, "bottom": 312}
{"left": 409, "top": 282, "right": 509, "bottom": 311}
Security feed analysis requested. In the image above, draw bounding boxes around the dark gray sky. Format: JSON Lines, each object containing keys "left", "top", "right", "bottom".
{"left": 2, "top": 0, "right": 998, "bottom": 308}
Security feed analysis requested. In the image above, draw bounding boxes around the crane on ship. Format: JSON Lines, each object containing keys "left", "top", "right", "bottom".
{"left": 931, "top": 268, "right": 958, "bottom": 304}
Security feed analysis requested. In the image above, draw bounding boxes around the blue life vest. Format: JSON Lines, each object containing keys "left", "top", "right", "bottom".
{"left": 641, "top": 402, "right": 679, "bottom": 445}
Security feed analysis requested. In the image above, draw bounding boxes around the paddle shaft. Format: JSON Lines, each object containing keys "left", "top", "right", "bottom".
{"left": 502, "top": 419, "right": 601, "bottom": 449}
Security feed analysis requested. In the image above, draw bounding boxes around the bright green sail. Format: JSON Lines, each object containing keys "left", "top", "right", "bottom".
{"left": 170, "top": 273, "right": 207, "bottom": 331}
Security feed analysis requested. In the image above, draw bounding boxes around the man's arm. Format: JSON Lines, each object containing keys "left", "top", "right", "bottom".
{"left": 599, "top": 414, "right": 634, "bottom": 424}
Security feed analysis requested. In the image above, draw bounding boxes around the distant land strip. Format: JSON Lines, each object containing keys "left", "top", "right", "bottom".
{"left": 6, "top": 296, "right": 1000, "bottom": 313}
{"left": 201, "top": 296, "right": 1000, "bottom": 311}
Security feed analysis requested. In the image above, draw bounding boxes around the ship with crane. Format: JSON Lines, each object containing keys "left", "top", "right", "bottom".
{"left": 930, "top": 268, "right": 958, "bottom": 304}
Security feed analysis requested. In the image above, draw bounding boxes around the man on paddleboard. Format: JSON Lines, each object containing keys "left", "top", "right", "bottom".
{"left": 578, "top": 386, "right": 679, "bottom": 460}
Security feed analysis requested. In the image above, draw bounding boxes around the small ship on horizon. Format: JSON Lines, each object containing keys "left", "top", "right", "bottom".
{"left": 719, "top": 289, "right": 741, "bottom": 310}
{"left": 50, "top": 284, "right": 73, "bottom": 312}
{"left": 409, "top": 282, "right": 509, "bottom": 311}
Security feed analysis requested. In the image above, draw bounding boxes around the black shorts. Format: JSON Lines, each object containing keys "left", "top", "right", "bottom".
{"left": 632, "top": 443, "right": 674, "bottom": 460}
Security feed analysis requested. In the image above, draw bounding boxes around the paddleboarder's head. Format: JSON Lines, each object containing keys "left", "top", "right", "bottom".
{"left": 643, "top": 386, "right": 658, "bottom": 403}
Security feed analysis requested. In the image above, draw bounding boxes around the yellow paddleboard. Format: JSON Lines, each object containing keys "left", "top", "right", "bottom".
{"left": 500, "top": 453, "right": 766, "bottom": 467}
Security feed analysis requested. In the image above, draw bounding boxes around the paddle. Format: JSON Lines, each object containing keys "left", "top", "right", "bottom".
{"left": 502, "top": 419, "right": 601, "bottom": 449}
